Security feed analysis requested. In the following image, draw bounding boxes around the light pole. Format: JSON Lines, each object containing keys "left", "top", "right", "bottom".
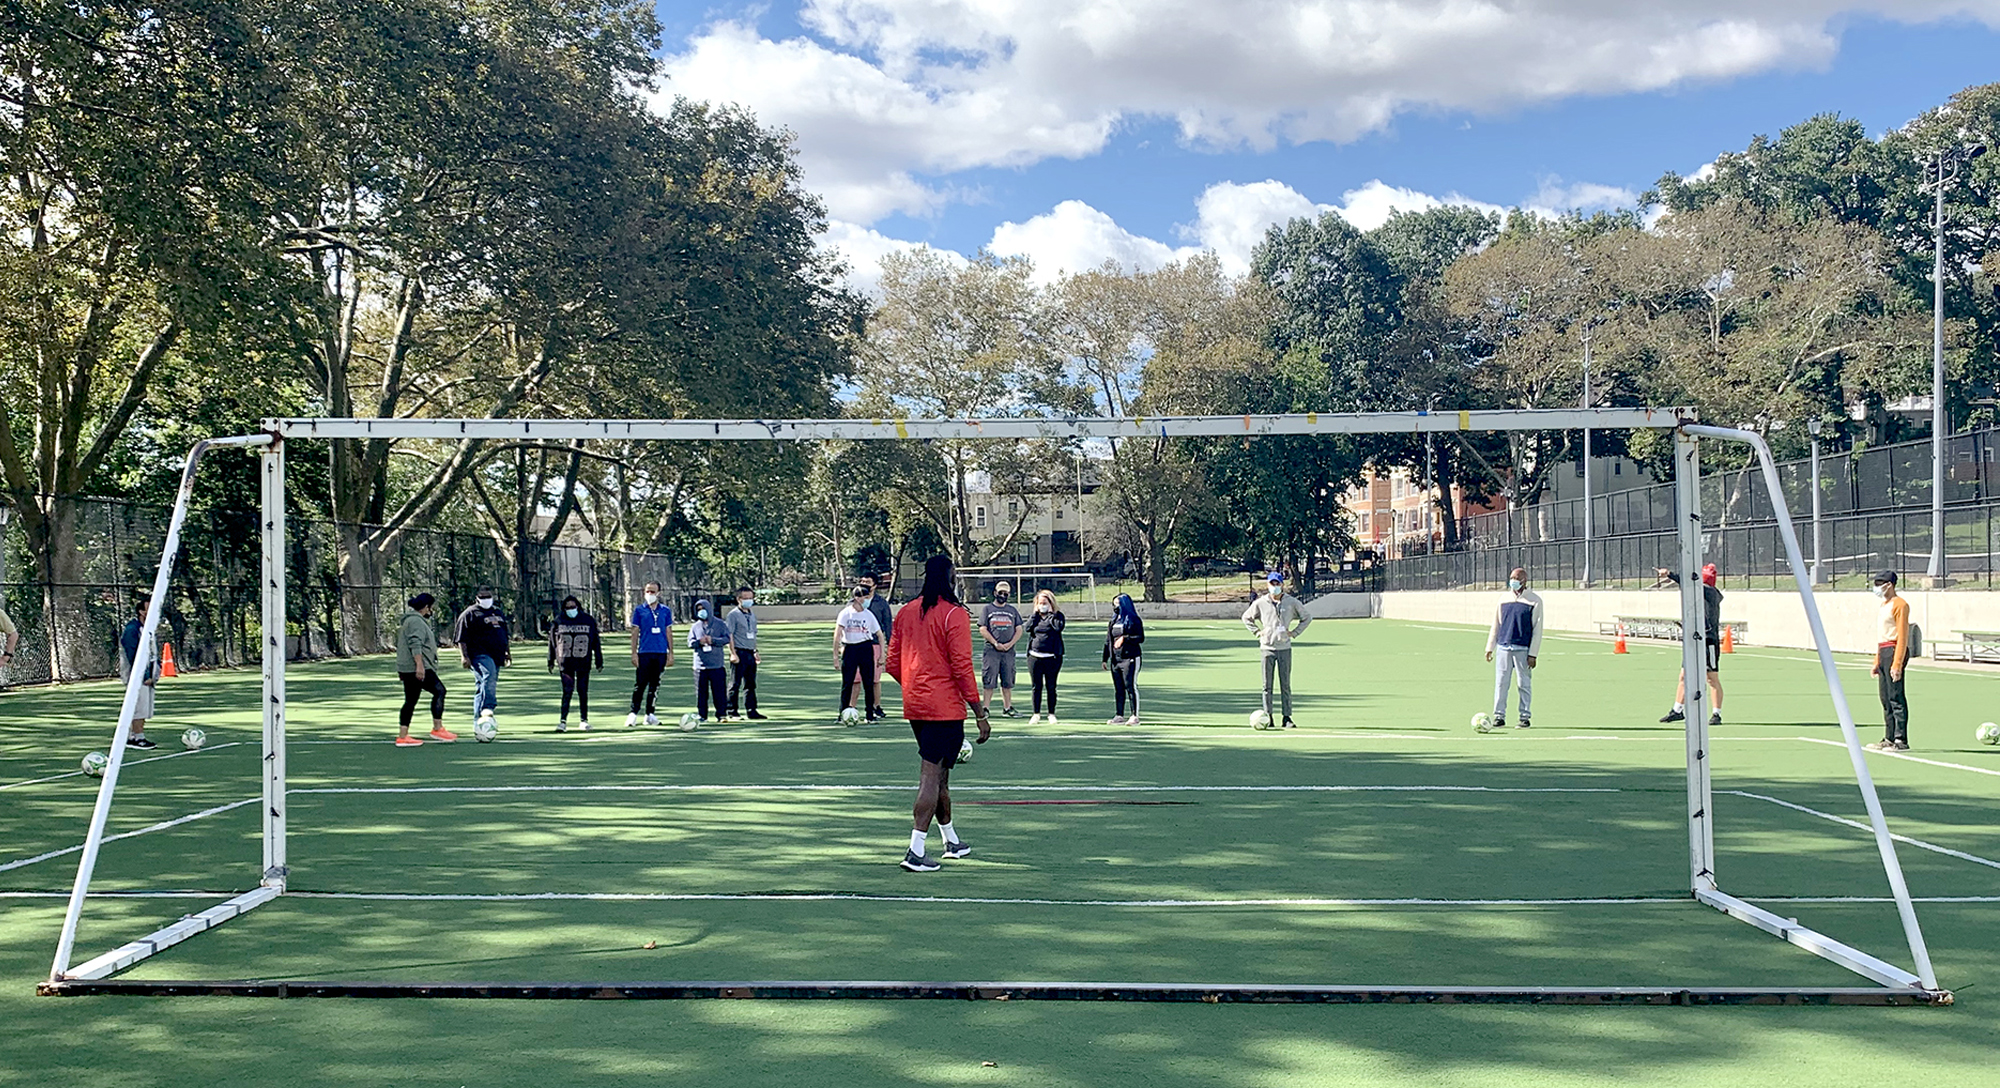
{"left": 1580, "top": 331, "right": 1593, "bottom": 588}
{"left": 1924, "top": 140, "right": 1988, "bottom": 587}
{"left": 1808, "top": 417, "right": 1824, "bottom": 585}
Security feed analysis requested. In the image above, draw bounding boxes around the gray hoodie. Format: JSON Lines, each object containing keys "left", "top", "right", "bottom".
{"left": 1243, "top": 592, "right": 1312, "bottom": 652}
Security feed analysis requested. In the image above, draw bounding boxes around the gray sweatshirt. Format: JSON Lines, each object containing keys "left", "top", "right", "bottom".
{"left": 1242, "top": 593, "right": 1312, "bottom": 652}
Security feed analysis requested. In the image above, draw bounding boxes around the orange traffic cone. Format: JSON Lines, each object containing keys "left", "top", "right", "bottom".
{"left": 1721, "top": 626, "right": 1734, "bottom": 654}
{"left": 1614, "top": 626, "right": 1628, "bottom": 654}
{"left": 161, "top": 643, "right": 178, "bottom": 678}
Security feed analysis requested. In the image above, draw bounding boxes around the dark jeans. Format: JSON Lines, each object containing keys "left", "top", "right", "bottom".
{"left": 696, "top": 666, "right": 727, "bottom": 720}
{"left": 1876, "top": 645, "right": 1909, "bottom": 743}
{"left": 1111, "top": 657, "right": 1141, "bottom": 718}
{"left": 840, "top": 641, "right": 878, "bottom": 713}
{"left": 631, "top": 652, "right": 668, "bottom": 714}
{"left": 729, "top": 654, "right": 757, "bottom": 714}
{"left": 560, "top": 662, "right": 592, "bottom": 720}
{"left": 1030, "top": 655, "right": 1062, "bottom": 714}
{"left": 399, "top": 671, "right": 447, "bottom": 730}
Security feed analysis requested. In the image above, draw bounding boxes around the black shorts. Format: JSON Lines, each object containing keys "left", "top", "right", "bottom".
{"left": 1704, "top": 638, "right": 1721, "bottom": 672}
{"left": 910, "top": 720, "right": 966, "bottom": 768}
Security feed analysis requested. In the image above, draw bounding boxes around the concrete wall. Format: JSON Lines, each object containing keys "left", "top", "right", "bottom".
{"left": 726, "top": 595, "right": 1372, "bottom": 625}
{"left": 1373, "top": 588, "right": 2000, "bottom": 656}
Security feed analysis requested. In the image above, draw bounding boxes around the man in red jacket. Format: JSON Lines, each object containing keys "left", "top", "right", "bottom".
{"left": 885, "top": 554, "right": 992, "bottom": 872}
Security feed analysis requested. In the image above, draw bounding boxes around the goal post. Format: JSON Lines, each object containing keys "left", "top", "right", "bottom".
{"left": 39, "top": 408, "right": 1949, "bottom": 1003}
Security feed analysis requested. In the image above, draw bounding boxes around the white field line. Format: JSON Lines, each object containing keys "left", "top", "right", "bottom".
{"left": 0, "top": 798, "right": 257, "bottom": 873}
{"left": 0, "top": 742, "right": 245, "bottom": 792}
{"left": 289, "top": 784, "right": 1623, "bottom": 796}
{"left": 0, "top": 890, "right": 243, "bottom": 899}
{"left": 1720, "top": 789, "right": 2000, "bottom": 872}
{"left": 3, "top": 888, "right": 1998, "bottom": 906}
{"left": 1795, "top": 736, "right": 2000, "bottom": 778}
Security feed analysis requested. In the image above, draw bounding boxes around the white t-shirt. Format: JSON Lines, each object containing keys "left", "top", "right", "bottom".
{"left": 835, "top": 606, "right": 882, "bottom": 645}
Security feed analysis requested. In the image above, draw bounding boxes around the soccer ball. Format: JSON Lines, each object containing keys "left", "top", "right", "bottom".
{"left": 1977, "top": 722, "right": 2000, "bottom": 746}
{"left": 81, "top": 751, "right": 109, "bottom": 777}
{"left": 839, "top": 707, "right": 862, "bottom": 726}
{"left": 1471, "top": 712, "right": 1495, "bottom": 733}
{"left": 679, "top": 712, "right": 700, "bottom": 732}
{"left": 180, "top": 728, "right": 206, "bottom": 751}
{"left": 957, "top": 739, "right": 975, "bottom": 764}
{"left": 1249, "top": 709, "right": 1273, "bottom": 730}
{"left": 473, "top": 718, "right": 499, "bottom": 743}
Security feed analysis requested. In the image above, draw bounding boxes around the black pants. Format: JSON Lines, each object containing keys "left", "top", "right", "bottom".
{"left": 729, "top": 654, "right": 757, "bottom": 714}
{"left": 1030, "top": 655, "right": 1062, "bottom": 714}
{"left": 560, "top": 662, "right": 592, "bottom": 720}
{"left": 840, "top": 641, "right": 878, "bottom": 713}
{"left": 1111, "top": 657, "right": 1141, "bottom": 718}
{"left": 631, "top": 652, "right": 668, "bottom": 714}
{"left": 696, "top": 666, "right": 727, "bottom": 720}
{"left": 399, "top": 671, "right": 447, "bottom": 730}
{"left": 1876, "top": 645, "right": 1909, "bottom": 743}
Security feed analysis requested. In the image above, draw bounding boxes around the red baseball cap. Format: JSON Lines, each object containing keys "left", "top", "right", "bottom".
{"left": 1701, "top": 564, "right": 1718, "bottom": 586}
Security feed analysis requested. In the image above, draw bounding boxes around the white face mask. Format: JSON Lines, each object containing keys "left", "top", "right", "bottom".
{"left": 1873, "top": 583, "right": 1888, "bottom": 599}
{"left": 1037, "top": 601, "right": 1051, "bottom": 613}
{"left": 1269, "top": 585, "right": 1284, "bottom": 597}
{"left": 477, "top": 596, "right": 495, "bottom": 609}
{"left": 644, "top": 592, "right": 658, "bottom": 605}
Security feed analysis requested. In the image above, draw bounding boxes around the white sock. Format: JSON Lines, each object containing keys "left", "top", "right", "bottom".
{"left": 909, "top": 828, "right": 927, "bottom": 856}
{"left": 940, "top": 821, "right": 959, "bottom": 845}
{"left": 1673, "top": 702, "right": 1685, "bottom": 713}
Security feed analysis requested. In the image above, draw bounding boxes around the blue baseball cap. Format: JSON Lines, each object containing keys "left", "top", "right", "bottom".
{"left": 1266, "top": 571, "right": 1285, "bottom": 583}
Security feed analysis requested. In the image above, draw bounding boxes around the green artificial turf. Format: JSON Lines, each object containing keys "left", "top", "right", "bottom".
{"left": 2, "top": 618, "right": 1996, "bottom": 1086}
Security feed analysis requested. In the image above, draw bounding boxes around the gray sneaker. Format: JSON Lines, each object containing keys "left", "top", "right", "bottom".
{"left": 942, "top": 839, "right": 971, "bottom": 859}
{"left": 899, "top": 850, "right": 941, "bottom": 872}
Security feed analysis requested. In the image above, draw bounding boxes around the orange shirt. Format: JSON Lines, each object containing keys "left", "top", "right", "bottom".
{"left": 1878, "top": 596, "right": 1910, "bottom": 670}
{"left": 886, "top": 598, "right": 979, "bottom": 722}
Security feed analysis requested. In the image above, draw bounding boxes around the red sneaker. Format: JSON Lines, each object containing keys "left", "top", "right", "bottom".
{"left": 428, "top": 727, "right": 458, "bottom": 743}
{"left": 394, "top": 735, "right": 423, "bottom": 748}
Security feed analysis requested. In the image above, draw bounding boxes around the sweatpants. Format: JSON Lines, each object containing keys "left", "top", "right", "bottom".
{"left": 1492, "top": 646, "right": 1532, "bottom": 721}
{"left": 695, "top": 666, "right": 727, "bottom": 720}
{"left": 631, "top": 652, "right": 668, "bottom": 715}
{"left": 1111, "top": 657, "right": 1141, "bottom": 719}
{"left": 729, "top": 655, "right": 757, "bottom": 714}
{"left": 1262, "top": 647, "right": 1293, "bottom": 719}
{"left": 399, "top": 671, "right": 447, "bottom": 730}
{"left": 559, "top": 662, "right": 592, "bottom": 721}
{"left": 1876, "top": 645, "right": 1909, "bottom": 744}
{"left": 839, "top": 641, "right": 878, "bottom": 714}
{"left": 1030, "top": 654, "right": 1062, "bottom": 714}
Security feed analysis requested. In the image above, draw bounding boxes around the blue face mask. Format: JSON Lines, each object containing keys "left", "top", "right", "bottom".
{"left": 1508, "top": 579, "right": 1523, "bottom": 592}
{"left": 698, "top": 608, "right": 709, "bottom": 619}
{"left": 565, "top": 608, "right": 578, "bottom": 618}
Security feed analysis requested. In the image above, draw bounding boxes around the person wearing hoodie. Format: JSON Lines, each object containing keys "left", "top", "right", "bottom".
{"left": 1483, "top": 568, "right": 1544, "bottom": 729}
{"left": 548, "top": 594, "right": 604, "bottom": 733}
{"left": 1242, "top": 570, "right": 1312, "bottom": 728}
{"left": 1023, "top": 589, "right": 1066, "bottom": 725}
{"left": 394, "top": 593, "right": 453, "bottom": 747}
{"left": 687, "top": 598, "right": 731, "bottom": 724}
{"left": 1101, "top": 593, "right": 1146, "bottom": 725}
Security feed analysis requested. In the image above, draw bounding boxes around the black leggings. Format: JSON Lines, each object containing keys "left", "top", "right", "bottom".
{"left": 1110, "top": 657, "right": 1141, "bottom": 718}
{"left": 560, "top": 663, "right": 592, "bottom": 720}
{"left": 399, "top": 671, "right": 447, "bottom": 730}
{"left": 1030, "top": 655, "right": 1062, "bottom": 713}
{"left": 840, "top": 641, "right": 878, "bottom": 712}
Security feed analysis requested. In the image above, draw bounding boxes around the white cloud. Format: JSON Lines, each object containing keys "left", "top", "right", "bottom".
{"left": 988, "top": 200, "right": 1196, "bottom": 284}
{"left": 662, "top": 2, "right": 2000, "bottom": 222}
{"left": 1523, "top": 177, "right": 1643, "bottom": 218}
{"left": 819, "top": 220, "right": 949, "bottom": 295}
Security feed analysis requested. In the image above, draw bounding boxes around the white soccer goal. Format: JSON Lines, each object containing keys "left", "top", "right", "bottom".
{"left": 958, "top": 564, "right": 1101, "bottom": 618}
{"left": 40, "top": 408, "right": 1948, "bottom": 1003}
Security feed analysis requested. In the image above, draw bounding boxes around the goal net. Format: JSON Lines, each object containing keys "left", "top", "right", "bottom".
{"left": 35, "top": 410, "right": 1948, "bottom": 1004}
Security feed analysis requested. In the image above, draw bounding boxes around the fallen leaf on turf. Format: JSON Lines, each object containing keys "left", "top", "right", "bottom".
{"left": 982, "top": 1062, "right": 998, "bottom": 1068}
{"left": 642, "top": 941, "right": 657, "bottom": 950}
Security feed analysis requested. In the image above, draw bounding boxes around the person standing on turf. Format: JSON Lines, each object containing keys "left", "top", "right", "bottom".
{"left": 1867, "top": 570, "right": 1913, "bottom": 752}
{"left": 726, "top": 586, "right": 763, "bottom": 720}
{"left": 980, "top": 580, "right": 1023, "bottom": 718}
{"left": 0, "top": 599, "right": 18, "bottom": 691}
{"left": 688, "top": 597, "right": 731, "bottom": 723}
{"left": 1102, "top": 593, "right": 1146, "bottom": 725}
{"left": 451, "top": 586, "right": 511, "bottom": 729}
{"left": 548, "top": 594, "right": 603, "bottom": 733}
{"left": 1656, "top": 564, "right": 1725, "bottom": 727}
{"left": 1483, "top": 567, "right": 1543, "bottom": 729}
{"left": 626, "top": 581, "right": 674, "bottom": 727}
{"left": 1243, "top": 570, "right": 1312, "bottom": 728}
{"left": 885, "top": 554, "right": 989, "bottom": 871}
{"left": 862, "top": 574, "right": 894, "bottom": 718}
{"left": 835, "top": 585, "right": 884, "bottom": 721}
{"left": 395, "top": 593, "right": 453, "bottom": 746}
{"left": 1024, "top": 589, "right": 1066, "bottom": 725}
{"left": 115, "top": 594, "right": 160, "bottom": 749}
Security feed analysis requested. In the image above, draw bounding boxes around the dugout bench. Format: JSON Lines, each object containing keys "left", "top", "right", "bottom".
{"left": 1931, "top": 630, "right": 2000, "bottom": 664}
{"left": 1597, "top": 616, "right": 1749, "bottom": 644}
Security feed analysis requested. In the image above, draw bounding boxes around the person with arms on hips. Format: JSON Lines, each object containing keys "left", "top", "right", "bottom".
{"left": 1867, "top": 571, "right": 1913, "bottom": 752}
{"left": 862, "top": 574, "right": 894, "bottom": 719}
{"left": 980, "top": 581, "right": 1024, "bottom": 718}
{"left": 835, "top": 585, "right": 884, "bottom": 721}
{"left": 885, "top": 554, "right": 989, "bottom": 871}
{"left": 395, "top": 593, "right": 453, "bottom": 746}
{"left": 1483, "top": 568, "right": 1543, "bottom": 729}
{"left": 626, "top": 582, "right": 674, "bottom": 727}
{"left": 1023, "top": 589, "right": 1066, "bottom": 725}
{"left": 726, "top": 587, "right": 764, "bottom": 720}
{"left": 1102, "top": 593, "right": 1146, "bottom": 726}
{"left": 1243, "top": 570, "right": 1312, "bottom": 728}
{"left": 688, "top": 598, "right": 731, "bottom": 724}
{"left": 1656, "top": 564, "right": 1725, "bottom": 727}
{"left": 548, "top": 595, "right": 603, "bottom": 733}
{"left": 0, "top": 600, "right": 18, "bottom": 691}
{"left": 116, "top": 594, "right": 160, "bottom": 749}
{"left": 451, "top": 586, "right": 511, "bottom": 729}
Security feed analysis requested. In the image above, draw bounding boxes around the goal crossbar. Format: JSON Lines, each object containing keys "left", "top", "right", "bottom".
{"left": 42, "top": 409, "right": 1950, "bottom": 1003}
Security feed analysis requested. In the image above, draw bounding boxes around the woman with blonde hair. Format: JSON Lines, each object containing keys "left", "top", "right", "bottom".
{"left": 1023, "top": 588, "right": 1066, "bottom": 724}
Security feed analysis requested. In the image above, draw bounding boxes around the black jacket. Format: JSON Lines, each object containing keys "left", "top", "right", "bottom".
{"left": 1025, "top": 609, "right": 1066, "bottom": 657}
{"left": 548, "top": 612, "right": 604, "bottom": 670}
{"left": 1102, "top": 614, "right": 1144, "bottom": 662}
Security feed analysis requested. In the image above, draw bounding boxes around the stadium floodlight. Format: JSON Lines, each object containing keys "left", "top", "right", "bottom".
{"left": 38, "top": 408, "right": 1949, "bottom": 1004}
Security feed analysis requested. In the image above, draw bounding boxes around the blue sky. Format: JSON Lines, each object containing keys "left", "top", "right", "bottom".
{"left": 651, "top": 2, "right": 2000, "bottom": 287}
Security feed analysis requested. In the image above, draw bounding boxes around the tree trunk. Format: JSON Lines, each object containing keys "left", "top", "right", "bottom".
{"left": 1143, "top": 529, "right": 1169, "bottom": 603}
{"left": 21, "top": 496, "right": 105, "bottom": 680}
{"left": 335, "top": 522, "right": 397, "bottom": 655}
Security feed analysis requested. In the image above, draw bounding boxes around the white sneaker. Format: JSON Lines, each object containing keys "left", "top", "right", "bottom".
{"left": 1107, "top": 716, "right": 1125, "bottom": 726}
{"left": 624, "top": 712, "right": 640, "bottom": 728}
{"left": 479, "top": 708, "right": 494, "bottom": 722}
{"left": 1047, "top": 715, "right": 1059, "bottom": 727}
{"left": 557, "top": 719, "right": 569, "bottom": 733}
{"left": 1029, "top": 713, "right": 1042, "bottom": 725}
{"left": 1126, "top": 716, "right": 1141, "bottom": 727}
{"left": 579, "top": 720, "right": 591, "bottom": 732}
{"left": 644, "top": 713, "right": 660, "bottom": 728}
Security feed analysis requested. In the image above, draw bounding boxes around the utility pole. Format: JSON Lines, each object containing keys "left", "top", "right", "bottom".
{"left": 1809, "top": 418, "right": 1824, "bottom": 585}
{"left": 1925, "top": 139, "right": 1988, "bottom": 587}
{"left": 1580, "top": 332, "right": 1593, "bottom": 588}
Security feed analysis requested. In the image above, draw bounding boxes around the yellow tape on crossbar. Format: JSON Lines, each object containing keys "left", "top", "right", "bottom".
{"left": 1458, "top": 410, "right": 1471, "bottom": 431}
